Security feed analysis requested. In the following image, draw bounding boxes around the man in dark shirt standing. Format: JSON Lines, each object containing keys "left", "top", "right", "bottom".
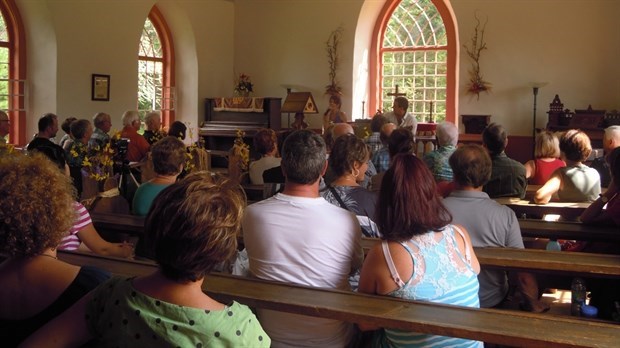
{"left": 482, "top": 123, "right": 527, "bottom": 199}
{"left": 27, "top": 113, "right": 68, "bottom": 174}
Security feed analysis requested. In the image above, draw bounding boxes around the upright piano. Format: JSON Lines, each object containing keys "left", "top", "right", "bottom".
{"left": 199, "top": 97, "right": 281, "bottom": 165}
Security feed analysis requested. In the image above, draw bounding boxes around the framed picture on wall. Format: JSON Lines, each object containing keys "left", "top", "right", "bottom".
{"left": 92, "top": 74, "right": 110, "bottom": 101}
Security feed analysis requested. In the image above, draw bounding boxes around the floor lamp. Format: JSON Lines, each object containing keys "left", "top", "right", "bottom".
{"left": 530, "top": 82, "right": 548, "bottom": 157}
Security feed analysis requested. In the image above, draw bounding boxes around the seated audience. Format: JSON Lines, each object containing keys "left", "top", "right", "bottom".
{"left": 369, "top": 127, "right": 415, "bottom": 192}
{"left": 482, "top": 123, "right": 527, "bottom": 198}
{"left": 383, "top": 96, "right": 418, "bottom": 137}
{"left": 358, "top": 153, "right": 481, "bottom": 347}
{"left": 0, "top": 152, "right": 109, "bottom": 346}
{"left": 364, "top": 114, "right": 388, "bottom": 156}
{"left": 168, "top": 120, "right": 188, "bottom": 140}
{"left": 322, "top": 94, "right": 348, "bottom": 131}
{"left": 423, "top": 121, "right": 458, "bottom": 182}
{"left": 27, "top": 113, "right": 68, "bottom": 173}
{"left": 65, "top": 119, "right": 94, "bottom": 197}
{"left": 371, "top": 122, "right": 396, "bottom": 173}
{"left": 249, "top": 128, "right": 281, "bottom": 185}
{"left": 581, "top": 146, "right": 620, "bottom": 226}
{"left": 142, "top": 111, "right": 165, "bottom": 145}
{"left": 243, "top": 130, "right": 363, "bottom": 347}
{"left": 321, "top": 134, "right": 379, "bottom": 237}
{"left": 133, "top": 136, "right": 186, "bottom": 216}
{"left": 89, "top": 112, "right": 112, "bottom": 148}
{"left": 23, "top": 173, "right": 270, "bottom": 347}
{"left": 590, "top": 125, "right": 620, "bottom": 188}
{"left": 535, "top": 129, "right": 601, "bottom": 204}
{"left": 58, "top": 116, "right": 77, "bottom": 149}
{"left": 443, "top": 145, "right": 549, "bottom": 312}
{"left": 58, "top": 201, "right": 134, "bottom": 258}
{"left": 524, "top": 130, "right": 565, "bottom": 185}
{"left": 120, "top": 110, "right": 150, "bottom": 162}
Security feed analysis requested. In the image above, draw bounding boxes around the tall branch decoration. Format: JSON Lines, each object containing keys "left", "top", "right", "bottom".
{"left": 325, "top": 26, "right": 344, "bottom": 96}
{"left": 464, "top": 13, "right": 491, "bottom": 100}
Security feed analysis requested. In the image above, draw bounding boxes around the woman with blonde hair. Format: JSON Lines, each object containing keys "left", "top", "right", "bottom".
{"left": 535, "top": 129, "right": 601, "bottom": 204}
{"left": 0, "top": 152, "right": 109, "bottom": 346}
{"left": 524, "top": 131, "right": 565, "bottom": 185}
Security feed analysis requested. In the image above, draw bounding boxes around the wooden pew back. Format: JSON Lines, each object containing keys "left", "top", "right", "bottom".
{"left": 57, "top": 250, "right": 620, "bottom": 348}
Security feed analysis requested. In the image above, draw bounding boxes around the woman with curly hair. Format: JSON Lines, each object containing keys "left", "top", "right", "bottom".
{"left": 23, "top": 173, "right": 271, "bottom": 347}
{"left": 321, "top": 134, "right": 379, "bottom": 237}
{"left": 0, "top": 152, "right": 109, "bottom": 346}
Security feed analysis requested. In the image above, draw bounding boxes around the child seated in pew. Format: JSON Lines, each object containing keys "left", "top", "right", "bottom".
{"left": 0, "top": 153, "right": 110, "bottom": 346}
{"left": 22, "top": 172, "right": 270, "bottom": 347}
{"left": 358, "top": 154, "right": 482, "bottom": 348}
{"left": 524, "top": 130, "right": 565, "bottom": 185}
{"left": 57, "top": 201, "right": 134, "bottom": 258}
{"left": 535, "top": 129, "right": 601, "bottom": 204}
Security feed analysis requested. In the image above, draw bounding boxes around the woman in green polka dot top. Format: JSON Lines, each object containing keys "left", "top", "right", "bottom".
{"left": 22, "top": 173, "right": 271, "bottom": 347}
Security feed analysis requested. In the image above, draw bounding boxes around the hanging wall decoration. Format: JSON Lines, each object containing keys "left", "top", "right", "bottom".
{"left": 464, "top": 13, "right": 491, "bottom": 100}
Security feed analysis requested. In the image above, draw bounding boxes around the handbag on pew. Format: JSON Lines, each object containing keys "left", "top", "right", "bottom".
{"left": 326, "top": 185, "right": 380, "bottom": 238}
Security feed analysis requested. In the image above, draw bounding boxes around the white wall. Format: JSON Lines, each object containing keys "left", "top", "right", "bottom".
{"left": 16, "top": 0, "right": 234, "bottom": 143}
{"left": 233, "top": 0, "right": 364, "bottom": 129}
{"left": 452, "top": 0, "right": 620, "bottom": 135}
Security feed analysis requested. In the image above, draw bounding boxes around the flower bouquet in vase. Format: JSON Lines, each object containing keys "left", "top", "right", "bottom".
{"left": 234, "top": 73, "right": 253, "bottom": 97}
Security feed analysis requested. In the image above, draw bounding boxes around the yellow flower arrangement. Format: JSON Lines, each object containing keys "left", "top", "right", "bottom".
{"left": 233, "top": 128, "right": 250, "bottom": 171}
{"left": 78, "top": 130, "right": 120, "bottom": 182}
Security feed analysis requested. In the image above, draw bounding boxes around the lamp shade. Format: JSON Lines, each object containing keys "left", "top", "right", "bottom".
{"left": 281, "top": 92, "right": 318, "bottom": 114}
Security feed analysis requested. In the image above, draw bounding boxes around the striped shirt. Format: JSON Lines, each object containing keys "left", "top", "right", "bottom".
{"left": 58, "top": 202, "right": 91, "bottom": 250}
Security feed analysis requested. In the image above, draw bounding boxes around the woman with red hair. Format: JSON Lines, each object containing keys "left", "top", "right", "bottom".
{"left": 358, "top": 154, "right": 481, "bottom": 347}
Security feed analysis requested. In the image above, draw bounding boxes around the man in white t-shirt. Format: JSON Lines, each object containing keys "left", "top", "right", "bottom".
{"left": 383, "top": 96, "right": 418, "bottom": 138}
{"left": 243, "top": 130, "right": 363, "bottom": 348}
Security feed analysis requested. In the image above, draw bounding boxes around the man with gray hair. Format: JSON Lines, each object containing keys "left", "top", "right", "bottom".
{"left": 423, "top": 121, "right": 458, "bottom": 182}
{"left": 243, "top": 130, "right": 363, "bottom": 348}
{"left": 142, "top": 111, "right": 164, "bottom": 145}
{"left": 89, "top": 112, "right": 112, "bottom": 148}
{"left": 591, "top": 125, "right": 620, "bottom": 187}
{"left": 120, "top": 110, "right": 150, "bottom": 162}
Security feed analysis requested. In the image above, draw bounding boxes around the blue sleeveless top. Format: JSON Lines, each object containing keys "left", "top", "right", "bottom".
{"left": 376, "top": 225, "right": 482, "bottom": 348}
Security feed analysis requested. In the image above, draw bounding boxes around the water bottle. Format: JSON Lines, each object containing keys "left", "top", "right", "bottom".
{"left": 546, "top": 239, "right": 561, "bottom": 251}
{"left": 571, "top": 278, "right": 587, "bottom": 316}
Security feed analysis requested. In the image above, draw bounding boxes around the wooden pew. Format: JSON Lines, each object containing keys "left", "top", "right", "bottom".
{"left": 519, "top": 218, "right": 620, "bottom": 243}
{"left": 91, "top": 212, "right": 144, "bottom": 236}
{"left": 91, "top": 212, "right": 619, "bottom": 246}
{"left": 90, "top": 213, "right": 620, "bottom": 279}
{"left": 57, "top": 250, "right": 620, "bottom": 348}
{"left": 495, "top": 197, "right": 589, "bottom": 220}
{"left": 361, "top": 238, "right": 620, "bottom": 278}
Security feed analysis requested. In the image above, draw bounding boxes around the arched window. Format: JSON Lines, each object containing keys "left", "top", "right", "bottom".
{"left": 372, "top": 0, "right": 457, "bottom": 123}
{"left": 138, "top": 6, "right": 175, "bottom": 126}
{"left": 0, "top": 0, "right": 25, "bottom": 145}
